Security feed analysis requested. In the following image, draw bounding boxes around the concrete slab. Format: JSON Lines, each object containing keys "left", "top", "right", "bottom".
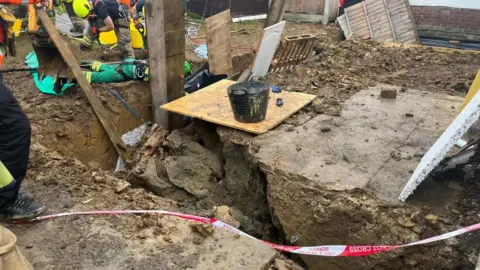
{"left": 252, "top": 87, "right": 463, "bottom": 203}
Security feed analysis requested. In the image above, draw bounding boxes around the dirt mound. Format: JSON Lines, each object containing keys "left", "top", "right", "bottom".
{"left": 268, "top": 38, "right": 480, "bottom": 115}
{"left": 11, "top": 142, "right": 290, "bottom": 269}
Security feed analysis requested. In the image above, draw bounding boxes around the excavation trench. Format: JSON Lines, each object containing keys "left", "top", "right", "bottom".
{"left": 46, "top": 84, "right": 480, "bottom": 270}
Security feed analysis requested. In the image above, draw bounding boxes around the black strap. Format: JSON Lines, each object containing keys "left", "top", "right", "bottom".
{"left": 115, "top": 66, "right": 130, "bottom": 79}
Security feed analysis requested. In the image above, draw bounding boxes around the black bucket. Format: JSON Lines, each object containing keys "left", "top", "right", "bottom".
{"left": 227, "top": 81, "right": 270, "bottom": 123}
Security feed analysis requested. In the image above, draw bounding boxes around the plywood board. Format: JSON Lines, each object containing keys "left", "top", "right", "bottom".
{"left": 251, "top": 21, "right": 286, "bottom": 78}
{"left": 339, "top": 0, "right": 418, "bottom": 44}
{"left": 205, "top": 10, "right": 233, "bottom": 76}
{"left": 161, "top": 80, "right": 316, "bottom": 134}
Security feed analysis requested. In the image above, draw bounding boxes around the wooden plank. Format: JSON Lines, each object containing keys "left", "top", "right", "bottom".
{"left": 146, "top": 0, "right": 168, "bottom": 128}
{"left": 161, "top": 80, "right": 316, "bottom": 134}
{"left": 396, "top": 31, "right": 414, "bottom": 39}
{"left": 36, "top": 8, "right": 128, "bottom": 159}
{"left": 386, "top": 0, "right": 406, "bottom": 10}
{"left": 349, "top": 15, "right": 368, "bottom": 25}
{"left": 164, "top": 0, "right": 186, "bottom": 130}
{"left": 389, "top": 6, "right": 407, "bottom": 15}
{"left": 346, "top": 7, "right": 367, "bottom": 17}
{"left": 394, "top": 24, "right": 414, "bottom": 34}
{"left": 366, "top": 7, "right": 390, "bottom": 18}
{"left": 362, "top": 1, "right": 373, "bottom": 38}
{"left": 265, "top": 0, "right": 287, "bottom": 27}
{"left": 343, "top": 11, "right": 352, "bottom": 37}
{"left": 365, "top": 1, "right": 386, "bottom": 12}
{"left": 205, "top": 10, "right": 233, "bottom": 76}
{"left": 390, "top": 5, "right": 408, "bottom": 15}
{"left": 391, "top": 14, "right": 411, "bottom": 22}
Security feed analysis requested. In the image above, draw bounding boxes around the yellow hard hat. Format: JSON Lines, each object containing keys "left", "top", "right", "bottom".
{"left": 72, "top": 0, "right": 93, "bottom": 19}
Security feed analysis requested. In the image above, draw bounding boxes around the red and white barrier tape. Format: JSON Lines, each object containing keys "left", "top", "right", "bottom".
{"left": 30, "top": 210, "right": 480, "bottom": 257}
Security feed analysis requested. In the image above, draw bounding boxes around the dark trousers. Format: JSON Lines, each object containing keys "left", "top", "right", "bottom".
{"left": 0, "top": 83, "right": 31, "bottom": 202}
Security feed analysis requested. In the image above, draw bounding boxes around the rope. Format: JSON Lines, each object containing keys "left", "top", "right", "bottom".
{"left": 185, "top": 0, "right": 208, "bottom": 49}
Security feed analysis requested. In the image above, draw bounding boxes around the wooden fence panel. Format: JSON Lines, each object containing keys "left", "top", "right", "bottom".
{"left": 338, "top": 0, "right": 418, "bottom": 44}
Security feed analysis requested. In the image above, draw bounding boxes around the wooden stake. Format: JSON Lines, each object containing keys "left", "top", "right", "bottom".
{"left": 265, "top": 0, "right": 287, "bottom": 28}
{"left": 164, "top": 0, "right": 186, "bottom": 130}
{"left": 145, "top": 0, "right": 168, "bottom": 128}
{"left": 145, "top": 0, "right": 185, "bottom": 130}
{"left": 36, "top": 8, "right": 129, "bottom": 160}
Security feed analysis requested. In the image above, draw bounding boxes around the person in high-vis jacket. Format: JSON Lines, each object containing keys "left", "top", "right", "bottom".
{"left": 63, "top": 0, "right": 85, "bottom": 35}
{"left": 0, "top": 85, "right": 45, "bottom": 220}
{"left": 73, "top": 0, "right": 135, "bottom": 59}
{"left": 0, "top": 3, "right": 45, "bottom": 221}
{"left": 83, "top": 58, "right": 149, "bottom": 84}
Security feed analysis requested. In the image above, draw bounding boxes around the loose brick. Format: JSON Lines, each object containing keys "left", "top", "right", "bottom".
{"left": 380, "top": 89, "right": 397, "bottom": 99}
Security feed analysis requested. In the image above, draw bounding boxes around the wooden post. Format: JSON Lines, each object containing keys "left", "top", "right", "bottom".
{"left": 36, "top": 8, "right": 129, "bottom": 160}
{"left": 145, "top": 0, "right": 185, "bottom": 130}
{"left": 164, "top": 0, "right": 186, "bottom": 130}
{"left": 145, "top": 0, "right": 168, "bottom": 128}
{"left": 265, "top": 0, "right": 287, "bottom": 28}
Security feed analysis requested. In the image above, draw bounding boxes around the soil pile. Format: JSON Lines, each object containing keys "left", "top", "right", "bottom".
{"left": 269, "top": 35, "right": 480, "bottom": 115}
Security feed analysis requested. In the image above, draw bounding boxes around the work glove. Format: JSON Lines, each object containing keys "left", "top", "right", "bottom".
{"left": 79, "top": 35, "right": 94, "bottom": 51}
{"left": 56, "top": 2, "right": 66, "bottom": 15}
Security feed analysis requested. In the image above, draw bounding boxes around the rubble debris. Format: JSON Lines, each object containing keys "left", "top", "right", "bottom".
{"left": 164, "top": 156, "right": 219, "bottom": 198}
{"left": 268, "top": 258, "right": 304, "bottom": 270}
{"left": 183, "top": 141, "right": 224, "bottom": 178}
{"left": 380, "top": 89, "right": 398, "bottom": 99}
{"left": 214, "top": 206, "right": 240, "bottom": 228}
{"left": 167, "top": 130, "right": 193, "bottom": 153}
{"left": 114, "top": 179, "right": 131, "bottom": 193}
{"left": 324, "top": 107, "right": 341, "bottom": 116}
{"left": 190, "top": 223, "right": 215, "bottom": 237}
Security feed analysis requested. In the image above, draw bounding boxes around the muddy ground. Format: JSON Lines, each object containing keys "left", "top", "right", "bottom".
{"left": 2, "top": 20, "right": 480, "bottom": 269}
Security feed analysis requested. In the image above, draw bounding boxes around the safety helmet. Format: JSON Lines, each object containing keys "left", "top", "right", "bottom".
{"left": 72, "top": 0, "right": 93, "bottom": 19}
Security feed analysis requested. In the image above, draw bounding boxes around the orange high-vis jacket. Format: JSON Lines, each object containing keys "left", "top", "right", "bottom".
{"left": 0, "top": 0, "right": 35, "bottom": 4}
{"left": 118, "top": 0, "right": 130, "bottom": 6}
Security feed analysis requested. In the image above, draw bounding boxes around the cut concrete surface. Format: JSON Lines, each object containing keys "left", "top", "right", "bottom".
{"left": 253, "top": 86, "right": 463, "bottom": 203}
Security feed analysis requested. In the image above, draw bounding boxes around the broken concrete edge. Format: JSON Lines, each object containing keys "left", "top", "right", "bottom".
{"left": 398, "top": 89, "right": 480, "bottom": 201}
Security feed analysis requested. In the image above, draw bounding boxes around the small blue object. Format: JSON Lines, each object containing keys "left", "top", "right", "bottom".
{"left": 276, "top": 98, "right": 284, "bottom": 107}
{"left": 194, "top": 44, "right": 208, "bottom": 59}
{"left": 272, "top": 85, "right": 281, "bottom": 93}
